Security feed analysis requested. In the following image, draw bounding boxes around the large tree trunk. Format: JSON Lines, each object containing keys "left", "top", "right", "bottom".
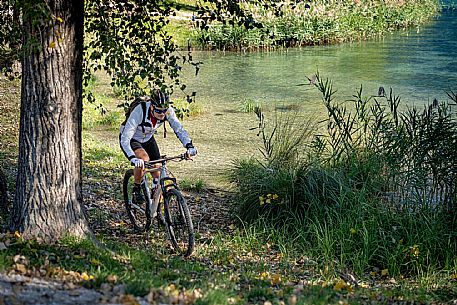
{"left": 11, "top": 1, "right": 90, "bottom": 242}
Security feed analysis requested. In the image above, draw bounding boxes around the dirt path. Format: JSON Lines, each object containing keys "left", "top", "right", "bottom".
{"left": 0, "top": 273, "right": 111, "bottom": 305}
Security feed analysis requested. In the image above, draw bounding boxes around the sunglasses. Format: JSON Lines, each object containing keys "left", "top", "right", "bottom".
{"left": 153, "top": 108, "right": 167, "bottom": 114}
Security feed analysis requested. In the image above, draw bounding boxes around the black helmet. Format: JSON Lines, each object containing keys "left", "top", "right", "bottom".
{"left": 151, "top": 89, "right": 169, "bottom": 108}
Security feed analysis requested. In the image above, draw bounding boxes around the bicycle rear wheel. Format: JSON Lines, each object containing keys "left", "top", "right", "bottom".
{"left": 164, "top": 188, "right": 194, "bottom": 257}
{"left": 123, "top": 169, "right": 152, "bottom": 232}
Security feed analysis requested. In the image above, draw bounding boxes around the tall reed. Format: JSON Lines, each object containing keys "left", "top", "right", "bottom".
{"left": 230, "top": 74, "right": 457, "bottom": 276}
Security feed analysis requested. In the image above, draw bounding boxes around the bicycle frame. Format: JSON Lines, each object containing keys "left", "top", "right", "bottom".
{"left": 142, "top": 154, "right": 186, "bottom": 218}
{"left": 124, "top": 153, "right": 195, "bottom": 256}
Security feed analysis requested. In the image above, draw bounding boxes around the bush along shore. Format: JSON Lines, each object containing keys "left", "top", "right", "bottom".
{"left": 191, "top": 0, "right": 440, "bottom": 50}
{"left": 231, "top": 73, "right": 457, "bottom": 282}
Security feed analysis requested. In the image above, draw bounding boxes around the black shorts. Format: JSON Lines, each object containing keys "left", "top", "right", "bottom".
{"left": 130, "top": 137, "right": 160, "bottom": 161}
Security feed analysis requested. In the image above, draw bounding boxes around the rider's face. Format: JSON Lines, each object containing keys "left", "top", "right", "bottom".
{"left": 152, "top": 106, "right": 166, "bottom": 120}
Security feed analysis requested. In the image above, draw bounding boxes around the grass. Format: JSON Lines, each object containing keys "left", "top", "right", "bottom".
{"left": 172, "top": 97, "right": 206, "bottom": 119}
{"left": 1, "top": 63, "right": 456, "bottom": 305}
{"left": 83, "top": 94, "right": 124, "bottom": 131}
{"left": 0, "top": 76, "right": 20, "bottom": 220}
{"left": 239, "top": 98, "right": 262, "bottom": 113}
{"left": 190, "top": 0, "right": 441, "bottom": 50}
{"left": 179, "top": 178, "right": 206, "bottom": 192}
{"left": 0, "top": 225, "right": 456, "bottom": 304}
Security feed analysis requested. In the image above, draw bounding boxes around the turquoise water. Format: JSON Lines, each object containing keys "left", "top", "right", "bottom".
{"left": 181, "top": 8, "right": 457, "bottom": 107}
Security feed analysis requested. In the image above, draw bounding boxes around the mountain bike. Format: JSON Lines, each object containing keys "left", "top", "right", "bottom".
{"left": 122, "top": 153, "right": 195, "bottom": 257}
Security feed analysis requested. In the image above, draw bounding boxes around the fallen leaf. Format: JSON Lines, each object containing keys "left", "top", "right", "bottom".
{"left": 13, "top": 255, "right": 28, "bottom": 265}
{"left": 186, "top": 289, "right": 203, "bottom": 303}
{"left": 260, "top": 271, "right": 269, "bottom": 280}
{"left": 288, "top": 294, "right": 297, "bottom": 305}
{"left": 120, "top": 294, "right": 139, "bottom": 305}
{"left": 146, "top": 290, "right": 156, "bottom": 303}
{"left": 107, "top": 274, "right": 118, "bottom": 283}
{"left": 271, "top": 272, "right": 281, "bottom": 285}
{"left": 359, "top": 282, "right": 370, "bottom": 288}
{"left": 14, "top": 263, "right": 27, "bottom": 274}
{"left": 80, "top": 272, "right": 94, "bottom": 281}
{"left": 333, "top": 279, "right": 350, "bottom": 291}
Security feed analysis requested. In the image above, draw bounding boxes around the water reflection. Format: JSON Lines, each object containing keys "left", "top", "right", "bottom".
{"left": 181, "top": 9, "right": 457, "bottom": 106}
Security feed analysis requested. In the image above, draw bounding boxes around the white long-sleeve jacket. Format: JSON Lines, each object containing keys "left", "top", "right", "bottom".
{"left": 119, "top": 101, "right": 191, "bottom": 160}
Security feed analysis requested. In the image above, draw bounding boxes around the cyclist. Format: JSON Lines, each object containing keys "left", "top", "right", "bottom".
{"left": 119, "top": 90, "right": 197, "bottom": 203}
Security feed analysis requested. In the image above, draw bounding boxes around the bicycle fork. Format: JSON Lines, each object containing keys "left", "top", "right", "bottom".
{"left": 143, "top": 165, "right": 180, "bottom": 219}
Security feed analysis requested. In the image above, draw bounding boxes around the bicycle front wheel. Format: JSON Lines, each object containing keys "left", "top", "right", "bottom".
{"left": 164, "top": 188, "right": 194, "bottom": 257}
{"left": 123, "top": 169, "right": 152, "bottom": 232}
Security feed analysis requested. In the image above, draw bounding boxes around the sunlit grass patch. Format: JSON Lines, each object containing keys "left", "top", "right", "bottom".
{"left": 180, "top": 178, "right": 206, "bottom": 192}
{"left": 0, "top": 78, "right": 20, "bottom": 168}
{"left": 83, "top": 94, "right": 124, "bottom": 131}
{"left": 239, "top": 98, "right": 262, "bottom": 113}
{"left": 197, "top": 289, "right": 233, "bottom": 305}
{"left": 172, "top": 98, "right": 206, "bottom": 119}
{"left": 165, "top": 19, "right": 195, "bottom": 48}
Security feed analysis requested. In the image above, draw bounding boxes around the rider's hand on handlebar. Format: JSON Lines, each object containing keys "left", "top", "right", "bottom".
{"left": 186, "top": 146, "right": 197, "bottom": 157}
{"left": 131, "top": 157, "right": 145, "bottom": 169}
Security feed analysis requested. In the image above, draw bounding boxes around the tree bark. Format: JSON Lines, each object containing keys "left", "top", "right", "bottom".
{"left": 11, "top": 0, "right": 91, "bottom": 242}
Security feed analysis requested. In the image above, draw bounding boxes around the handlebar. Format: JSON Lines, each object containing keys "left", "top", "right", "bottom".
{"left": 143, "top": 153, "right": 190, "bottom": 168}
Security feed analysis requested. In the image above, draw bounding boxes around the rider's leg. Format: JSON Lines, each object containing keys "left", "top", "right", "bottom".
{"left": 152, "top": 165, "right": 160, "bottom": 179}
{"left": 133, "top": 148, "right": 150, "bottom": 184}
{"left": 143, "top": 136, "right": 161, "bottom": 185}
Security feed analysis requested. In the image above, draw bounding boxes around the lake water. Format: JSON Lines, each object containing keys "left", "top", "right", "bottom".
{"left": 182, "top": 8, "right": 457, "bottom": 108}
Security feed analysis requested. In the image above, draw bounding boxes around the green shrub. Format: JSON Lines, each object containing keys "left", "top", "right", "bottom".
{"left": 180, "top": 178, "right": 206, "bottom": 192}
{"left": 98, "top": 109, "right": 122, "bottom": 127}
{"left": 239, "top": 99, "right": 261, "bottom": 113}
{"left": 83, "top": 94, "right": 123, "bottom": 130}
{"left": 192, "top": 0, "right": 440, "bottom": 50}
{"left": 172, "top": 98, "right": 205, "bottom": 119}
{"left": 230, "top": 74, "right": 457, "bottom": 276}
